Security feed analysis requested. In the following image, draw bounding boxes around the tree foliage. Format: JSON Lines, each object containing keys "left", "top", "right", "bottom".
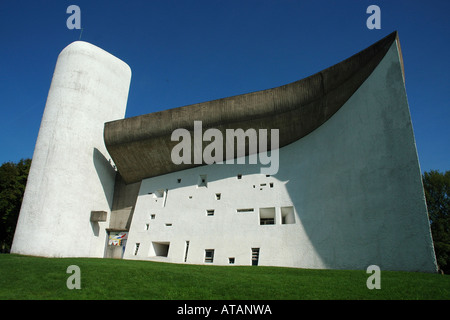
{"left": 423, "top": 170, "right": 450, "bottom": 274}
{"left": 0, "top": 159, "right": 31, "bottom": 252}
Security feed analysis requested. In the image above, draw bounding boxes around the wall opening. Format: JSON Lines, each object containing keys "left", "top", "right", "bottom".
{"left": 198, "top": 174, "right": 207, "bottom": 187}
{"left": 236, "top": 208, "right": 254, "bottom": 213}
{"left": 205, "top": 249, "right": 215, "bottom": 263}
{"left": 251, "top": 248, "right": 260, "bottom": 266}
{"left": 184, "top": 241, "right": 190, "bottom": 262}
{"left": 150, "top": 241, "right": 170, "bottom": 257}
{"left": 281, "top": 206, "right": 295, "bottom": 224}
{"left": 162, "top": 189, "right": 168, "bottom": 207}
{"left": 154, "top": 189, "right": 164, "bottom": 198}
{"left": 215, "top": 193, "right": 221, "bottom": 200}
{"left": 206, "top": 209, "right": 215, "bottom": 216}
{"left": 134, "top": 243, "right": 140, "bottom": 256}
{"left": 259, "top": 207, "right": 275, "bottom": 225}
{"left": 229, "top": 257, "right": 235, "bottom": 264}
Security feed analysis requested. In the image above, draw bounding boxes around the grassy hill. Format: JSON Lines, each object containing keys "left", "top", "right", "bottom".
{"left": 0, "top": 254, "right": 449, "bottom": 300}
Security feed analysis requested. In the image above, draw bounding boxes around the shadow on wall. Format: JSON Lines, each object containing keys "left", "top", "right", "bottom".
{"left": 93, "top": 148, "right": 117, "bottom": 210}
{"left": 134, "top": 42, "right": 434, "bottom": 272}
{"left": 126, "top": 41, "right": 434, "bottom": 272}
{"left": 274, "top": 42, "right": 435, "bottom": 272}
{"left": 92, "top": 148, "right": 117, "bottom": 236}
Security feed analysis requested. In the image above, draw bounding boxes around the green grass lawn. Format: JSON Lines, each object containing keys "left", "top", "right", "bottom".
{"left": 0, "top": 254, "right": 449, "bottom": 300}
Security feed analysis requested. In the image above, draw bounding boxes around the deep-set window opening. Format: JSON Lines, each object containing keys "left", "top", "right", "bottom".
{"left": 259, "top": 207, "right": 275, "bottom": 225}
{"left": 205, "top": 249, "right": 215, "bottom": 263}
{"left": 252, "top": 248, "right": 260, "bottom": 266}
{"left": 134, "top": 243, "right": 140, "bottom": 256}
{"left": 198, "top": 174, "right": 207, "bottom": 187}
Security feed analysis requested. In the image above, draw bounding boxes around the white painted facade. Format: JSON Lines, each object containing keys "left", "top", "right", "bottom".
{"left": 11, "top": 41, "right": 131, "bottom": 257}
{"left": 11, "top": 39, "right": 437, "bottom": 273}
{"left": 123, "top": 42, "right": 437, "bottom": 272}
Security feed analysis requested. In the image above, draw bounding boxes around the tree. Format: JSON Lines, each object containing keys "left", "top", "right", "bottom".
{"left": 423, "top": 170, "right": 450, "bottom": 274}
{"left": 0, "top": 159, "right": 31, "bottom": 253}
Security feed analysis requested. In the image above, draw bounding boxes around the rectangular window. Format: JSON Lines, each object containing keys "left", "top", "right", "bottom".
{"left": 205, "top": 249, "right": 215, "bottom": 263}
{"left": 236, "top": 208, "right": 254, "bottom": 213}
{"left": 198, "top": 174, "right": 207, "bottom": 187}
{"left": 154, "top": 189, "right": 164, "bottom": 198}
{"left": 237, "top": 174, "right": 242, "bottom": 179}
{"left": 215, "top": 193, "right": 221, "bottom": 200}
{"left": 251, "top": 248, "right": 260, "bottom": 266}
{"left": 229, "top": 257, "right": 235, "bottom": 264}
{"left": 134, "top": 243, "right": 140, "bottom": 256}
{"left": 206, "top": 209, "right": 215, "bottom": 216}
{"left": 281, "top": 206, "right": 295, "bottom": 224}
{"left": 150, "top": 241, "right": 170, "bottom": 257}
{"left": 259, "top": 207, "right": 275, "bottom": 225}
{"left": 184, "top": 241, "right": 190, "bottom": 262}
{"left": 145, "top": 223, "right": 149, "bottom": 230}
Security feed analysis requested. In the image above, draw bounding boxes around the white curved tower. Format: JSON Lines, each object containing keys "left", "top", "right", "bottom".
{"left": 11, "top": 41, "right": 131, "bottom": 257}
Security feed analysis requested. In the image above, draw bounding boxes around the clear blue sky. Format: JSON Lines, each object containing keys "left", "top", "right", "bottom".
{"left": 0, "top": 0, "right": 448, "bottom": 173}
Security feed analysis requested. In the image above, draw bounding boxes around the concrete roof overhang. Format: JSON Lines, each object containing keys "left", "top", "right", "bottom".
{"left": 104, "top": 31, "right": 400, "bottom": 184}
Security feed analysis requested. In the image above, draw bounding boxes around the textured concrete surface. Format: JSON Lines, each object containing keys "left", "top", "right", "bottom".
{"left": 11, "top": 41, "right": 131, "bottom": 257}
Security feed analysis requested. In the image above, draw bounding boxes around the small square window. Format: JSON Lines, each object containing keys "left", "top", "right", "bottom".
{"left": 281, "top": 206, "right": 295, "bottom": 224}
{"left": 229, "top": 257, "right": 235, "bottom": 264}
{"left": 154, "top": 189, "right": 164, "bottom": 198}
{"left": 259, "top": 207, "right": 275, "bottom": 225}
{"left": 237, "top": 174, "right": 242, "bottom": 179}
{"left": 206, "top": 209, "right": 215, "bottom": 216}
{"left": 177, "top": 178, "right": 181, "bottom": 183}
{"left": 198, "top": 175, "right": 207, "bottom": 187}
{"left": 215, "top": 193, "right": 221, "bottom": 200}
{"left": 150, "top": 214, "right": 155, "bottom": 219}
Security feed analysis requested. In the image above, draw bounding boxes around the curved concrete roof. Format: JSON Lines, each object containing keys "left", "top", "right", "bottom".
{"left": 105, "top": 31, "right": 400, "bottom": 184}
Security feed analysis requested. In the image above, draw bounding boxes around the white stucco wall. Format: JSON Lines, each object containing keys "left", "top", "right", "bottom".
{"left": 123, "top": 40, "right": 437, "bottom": 272}
{"left": 11, "top": 41, "right": 131, "bottom": 257}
